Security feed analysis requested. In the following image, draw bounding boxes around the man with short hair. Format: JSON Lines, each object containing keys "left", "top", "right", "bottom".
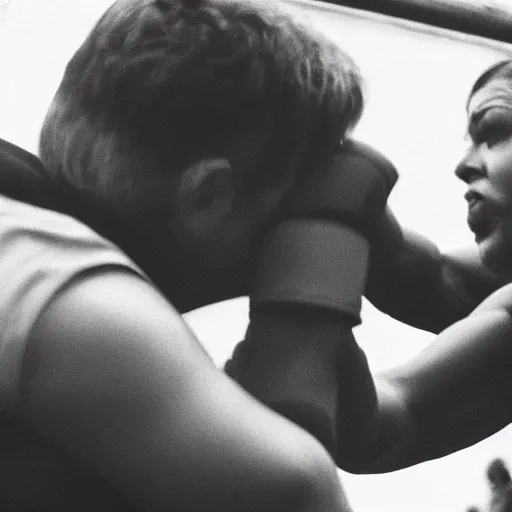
{"left": 0, "top": 0, "right": 368, "bottom": 509}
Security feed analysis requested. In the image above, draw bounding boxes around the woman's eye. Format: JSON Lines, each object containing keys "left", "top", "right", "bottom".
{"left": 474, "top": 115, "right": 512, "bottom": 147}
{"left": 479, "top": 125, "right": 507, "bottom": 146}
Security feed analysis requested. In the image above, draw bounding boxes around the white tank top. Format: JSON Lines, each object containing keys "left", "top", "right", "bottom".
{"left": 0, "top": 194, "right": 146, "bottom": 409}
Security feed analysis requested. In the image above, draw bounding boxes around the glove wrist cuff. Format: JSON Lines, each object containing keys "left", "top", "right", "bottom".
{"left": 251, "top": 219, "right": 370, "bottom": 325}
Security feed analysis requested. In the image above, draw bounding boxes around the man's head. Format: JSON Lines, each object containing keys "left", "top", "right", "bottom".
{"left": 39, "top": 0, "right": 363, "bottom": 309}
{"left": 456, "top": 59, "right": 512, "bottom": 278}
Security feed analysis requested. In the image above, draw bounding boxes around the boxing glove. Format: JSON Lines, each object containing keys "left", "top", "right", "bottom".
{"left": 252, "top": 138, "right": 398, "bottom": 323}
{"left": 226, "top": 139, "right": 398, "bottom": 453}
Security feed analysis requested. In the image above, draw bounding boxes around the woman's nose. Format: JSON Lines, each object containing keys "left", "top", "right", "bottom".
{"left": 454, "top": 147, "right": 486, "bottom": 183}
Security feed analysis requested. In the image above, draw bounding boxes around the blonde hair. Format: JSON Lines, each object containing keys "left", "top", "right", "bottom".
{"left": 40, "top": 0, "right": 363, "bottom": 228}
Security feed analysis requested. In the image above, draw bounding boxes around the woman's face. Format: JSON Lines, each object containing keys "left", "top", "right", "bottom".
{"left": 456, "top": 77, "right": 512, "bottom": 277}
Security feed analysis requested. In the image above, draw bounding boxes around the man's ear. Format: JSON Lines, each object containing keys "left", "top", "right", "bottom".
{"left": 176, "top": 157, "right": 234, "bottom": 223}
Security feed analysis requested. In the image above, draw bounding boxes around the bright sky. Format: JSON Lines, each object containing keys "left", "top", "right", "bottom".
{"left": 3, "top": 0, "right": 512, "bottom": 511}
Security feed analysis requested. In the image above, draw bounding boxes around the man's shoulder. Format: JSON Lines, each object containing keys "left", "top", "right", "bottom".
{"left": 0, "top": 194, "right": 148, "bottom": 409}
{"left": 0, "top": 139, "right": 45, "bottom": 179}
{"left": 0, "top": 194, "right": 148, "bottom": 292}
{"left": 0, "top": 139, "right": 64, "bottom": 211}
{"left": 0, "top": 192, "right": 124, "bottom": 255}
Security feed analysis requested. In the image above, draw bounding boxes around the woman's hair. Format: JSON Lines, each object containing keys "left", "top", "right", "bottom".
{"left": 467, "top": 59, "right": 512, "bottom": 108}
{"left": 39, "top": 0, "right": 364, "bottom": 227}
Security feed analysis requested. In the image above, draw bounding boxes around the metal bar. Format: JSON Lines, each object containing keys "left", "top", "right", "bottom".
{"left": 316, "top": 0, "right": 512, "bottom": 43}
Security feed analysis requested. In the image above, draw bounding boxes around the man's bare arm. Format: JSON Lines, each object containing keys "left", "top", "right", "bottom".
{"left": 15, "top": 269, "right": 348, "bottom": 512}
